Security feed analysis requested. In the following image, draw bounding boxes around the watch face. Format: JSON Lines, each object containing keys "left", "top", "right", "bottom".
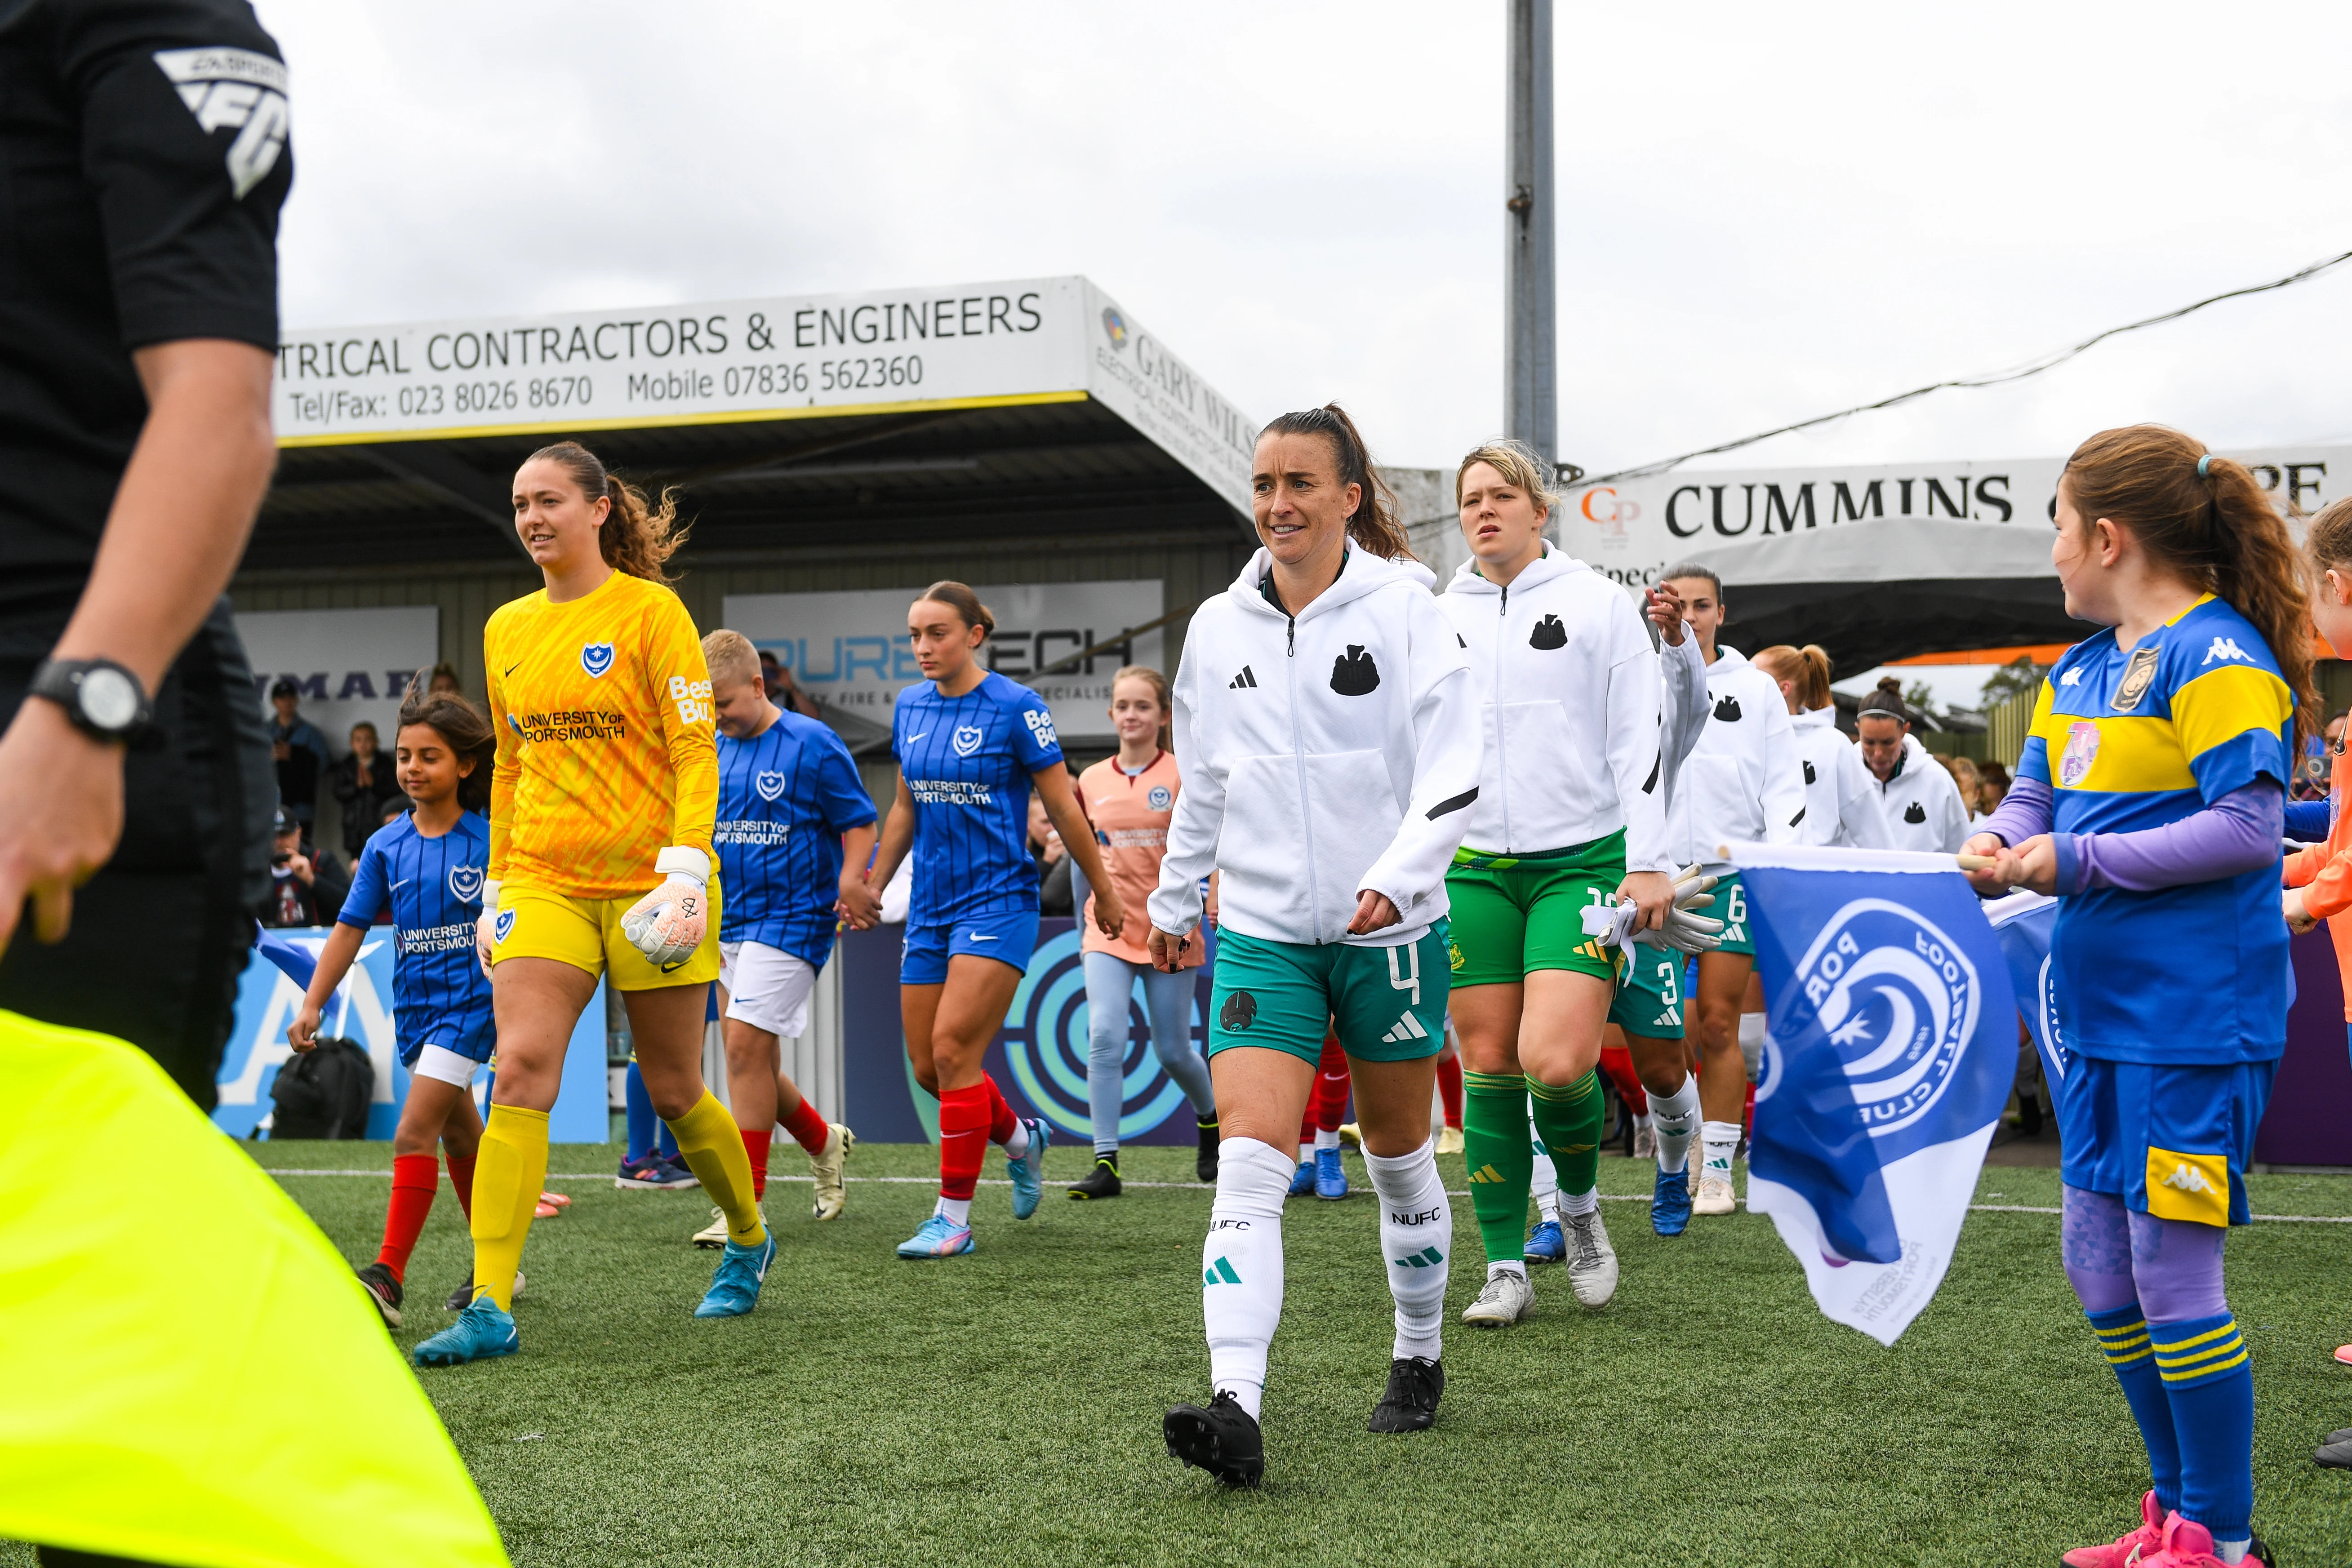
{"left": 79, "top": 668, "right": 139, "bottom": 730}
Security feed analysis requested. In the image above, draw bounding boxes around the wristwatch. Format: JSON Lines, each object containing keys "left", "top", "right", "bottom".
{"left": 28, "top": 657, "right": 153, "bottom": 743}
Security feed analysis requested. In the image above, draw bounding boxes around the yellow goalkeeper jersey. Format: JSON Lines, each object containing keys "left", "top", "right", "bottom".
{"left": 483, "top": 569, "right": 717, "bottom": 899}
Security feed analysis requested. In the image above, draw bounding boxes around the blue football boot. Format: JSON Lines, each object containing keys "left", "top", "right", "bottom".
{"left": 694, "top": 1232, "right": 776, "bottom": 1318}
{"left": 1652, "top": 1162, "right": 1694, "bottom": 1237}
{"left": 1288, "top": 1159, "right": 1317, "bottom": 1199}
{"left": 1007, "top": 1116, "right": 1049, "bottom": 1220}
{"left": 413, "top": 1296, "right": 519, "bottom": 1367}
{"left": 1314, "top": 1146, "right": 1349, "bottom": 1200}
{"left": 896, "top": 1213, "right": 976, "bottom": 1257}
{"left": 1523, "top": 1217, "right": 1565, "bottom": 1264}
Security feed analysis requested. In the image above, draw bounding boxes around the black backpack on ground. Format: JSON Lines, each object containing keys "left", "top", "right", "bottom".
{"left": 270, "top": 1037, "right": 375, "bottom": 1138}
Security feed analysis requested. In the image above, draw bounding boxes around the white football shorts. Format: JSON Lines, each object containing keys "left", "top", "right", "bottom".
{"left": 719, "top": 940, "right": 818, "bottom": 1040}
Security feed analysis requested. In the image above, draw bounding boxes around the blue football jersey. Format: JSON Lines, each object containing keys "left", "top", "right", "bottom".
{"left": 2018, "top": 595, "right": 2293, "bottom": 1066}
{"left": 892, "top": 670, "right": 1063, "bottom": 922}
{"left": 338, "top": 811, "right": 495, "bottom": 1061}
{"left": 715, "top": 711, "right": 879, "bottom": 964}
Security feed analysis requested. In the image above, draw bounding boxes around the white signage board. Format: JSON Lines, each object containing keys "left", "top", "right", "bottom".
{"left": 1557, "top": 446, "right": 2349, "bottom": 590}
{"left": 721, "top": 582, "right": 1165, "bottom": 744}
{"left": 232, "top": 606, "right": 441, "bottom": 754}
{"left": 272, "top": 275, "right": 1252, "bottom": 516}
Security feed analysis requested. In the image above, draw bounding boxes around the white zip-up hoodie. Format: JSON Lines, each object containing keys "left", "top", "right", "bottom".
{"left": 1438, "top": 546, "right": 1671, "bottom": 871}
{"left": 1867, "top": 732, "right": 1971, "bottom": 853}
{"left": 1150, "top": 548, "right": 1481, "bottom": 948}
{"left": 1656, "top": 631, "right": 1708, "bottom": 815}
{"left": 1661, "top": 644, "right": 1806, "bottom": 863}
{"left": 1788, "top": 705, "right": 1894, "bottom": 849}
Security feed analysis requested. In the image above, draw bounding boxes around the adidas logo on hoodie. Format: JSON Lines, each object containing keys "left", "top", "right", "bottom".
{"left": 1229, "top": 666, "right": 1258, "bottom": 689}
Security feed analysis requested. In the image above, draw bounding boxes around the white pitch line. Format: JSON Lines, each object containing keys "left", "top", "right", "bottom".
{"left": 256, "top": 1170, "right": 2352, "bottom": 1223}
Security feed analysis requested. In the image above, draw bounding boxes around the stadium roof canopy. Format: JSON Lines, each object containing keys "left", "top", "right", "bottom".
{"left": 252, "top": 276, "right": 1255, "bottom": 574}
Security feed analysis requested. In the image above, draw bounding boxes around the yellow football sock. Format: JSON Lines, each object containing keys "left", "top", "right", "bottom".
{"left": 468, "top": 1103, "right": 548, "bottom": 1311}
{"left": 667, "top": 1090, "right": 768, "bottom": 1247}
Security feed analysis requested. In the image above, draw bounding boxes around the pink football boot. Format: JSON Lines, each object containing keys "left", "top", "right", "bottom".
{"left": 2060, "top": 1491, "right": 2164, "bottom": 1568}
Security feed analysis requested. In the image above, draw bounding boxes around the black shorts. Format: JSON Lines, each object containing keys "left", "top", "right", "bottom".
{"left": 0, "top": 599, "right": 272, "bottom": 1110}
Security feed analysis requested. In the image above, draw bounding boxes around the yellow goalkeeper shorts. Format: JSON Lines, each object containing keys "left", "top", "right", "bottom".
{"left": 489, "top": 881, "right": 722, "bottom": 990}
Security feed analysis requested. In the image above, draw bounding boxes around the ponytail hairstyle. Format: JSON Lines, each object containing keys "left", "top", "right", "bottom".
{"left": 1258, "top": 404, "right": 1413, "bottom": 560}
{"left": 525, "top": 440, "right": 690, "bottom": 585}
{"left": 1109, "top": 663, "right": 1174, "bottom": 755}
{"left": 396, "top": 688, "right": 496, "bottom": 813}
{"left": 2062, "top": 424, "right": 2314, "bottom": 753}
{"left": 1454, "top": 438, "right": 1559, "bottom": 520}
{"left": 1856, "top": 675, "right": 1911, "bottom": 728}
{"left": 914, "top": 580, "right": 996, "bottom": 640}
{"left": 1753, "top": 643, "right": 1834, "bottom": 710}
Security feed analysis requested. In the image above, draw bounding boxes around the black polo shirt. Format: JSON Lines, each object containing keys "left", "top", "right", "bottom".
{"left": 0, "top": 0, "right": 292, "bottom": 616}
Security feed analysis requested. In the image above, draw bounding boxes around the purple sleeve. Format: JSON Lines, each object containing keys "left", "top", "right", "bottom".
{"left": 2052, "top": 782, "right": 2282, "bottom": 895}
{"left": 1977, "top": 777, "right": 2053, "bottom": 848}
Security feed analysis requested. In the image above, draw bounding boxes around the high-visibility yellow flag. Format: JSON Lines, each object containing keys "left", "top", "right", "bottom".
{"left": 0, "top": 1010, "right": 507, "bottom": 1568}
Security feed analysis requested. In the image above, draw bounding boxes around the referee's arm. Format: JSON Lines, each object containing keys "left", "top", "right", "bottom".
{"left": 0, "top": 339, "right": 275, "bottom": 951}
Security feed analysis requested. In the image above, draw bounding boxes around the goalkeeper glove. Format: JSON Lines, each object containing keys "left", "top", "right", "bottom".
{"left": 621, "top": 847, "right": 711, "bottom": 972}
{"left": 475, "top": 878, "right": 502, "bottom": 977}
{"left": 1578, "top": 865, "right": 1726, "bottom": 955}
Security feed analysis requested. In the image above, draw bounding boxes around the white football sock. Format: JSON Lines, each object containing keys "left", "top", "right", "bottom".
{"left": 1202, "top": 1137, "right": 1291, "bottom": 1421}
{"left": 1557, "top": 1186, "right": 1597, "bottom": 1218}
{"left": 1649, "top": 1073, "right": 1700, "bottom": 1174}
{"left": 1487, "top": 1259, "right": 1526, "bottom": 1281}
{"left": 2214, "top": 1539, "right": 2250, "bottom": 1564}
{"left": 1634, "top": 1111, "right": 1654, "bottom": 1133}
{"left": 1312, "top": 1127, "right": 1340, "bottom": 1153}
{"left": 1364, "top": 1140, "right": 1451, "bottom": 1363}
{"left": 1529, "top": 1115, "right": 1558, "bottom": 1211}
{"left": 935, "top": 1195, "right": 971, "bottom": 1225}
{"left": 1700, "top": 1120, "right": 1742, "bottom": 1180}
{"left": 1738, "top": 1013, "right": 1766, "bottom": 1082}
{"left": 998, "top": 1118, "right": 1030, "bottom": 1160}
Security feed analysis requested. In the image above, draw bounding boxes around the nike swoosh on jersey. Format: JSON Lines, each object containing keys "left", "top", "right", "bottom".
{"left": 391, "top": 879, "right": 412, "bottom": 889}
{"left": 966, "top": 933, "right": 998, "bottom": 942}
{"left": 504, "top": 662, "right": 521, "bottom": 676}
{"left": 907, "top": 731, "right": 929, "bottom": 743}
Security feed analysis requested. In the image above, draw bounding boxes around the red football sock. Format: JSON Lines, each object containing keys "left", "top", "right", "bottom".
{"left": 377, "top": 1154, "right": 439, "bottom": 1282}
{"left": 938, "top": 1083, "right": 991, "bottom": 1199}
{"left": 1313, "top": 1035, "right": 1351, "bottom": 1132}
{"left": 984, "top": 1073, "right": 1018, "bottom": 1145}
{"left": 1599, "top": 1046, "right": 1648, "bottom": 1116}
{"left": 1436, "top": 1053, "right": 1464, "bottom": 1130}
{"left": 740, "top": 1127, "right": 773, "bottom": 1200}
{"left": 779, "top": 1093, "right": 829, "bottom": 1157}
{"left": 1743, "top": 1080, "right": 1756, "bottom": 1139}
{"left": 444, "top": 1150, "right": 477, "bottom": 1222}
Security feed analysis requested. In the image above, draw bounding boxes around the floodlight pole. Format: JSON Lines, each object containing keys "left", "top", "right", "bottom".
{"left": 1504, "top": 0, "right": 1556, "bottom": 469}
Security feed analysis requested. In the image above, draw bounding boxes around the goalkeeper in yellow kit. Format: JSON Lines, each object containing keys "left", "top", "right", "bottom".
{"left": 415, "top": 440, "right": 774, "bottom": 1367}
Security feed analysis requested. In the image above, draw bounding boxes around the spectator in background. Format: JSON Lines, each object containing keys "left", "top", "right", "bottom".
{"left": 426, "top": 662, "right": 463, "bottom": 698}
{"left": 329, "top": 720, "right": 405, "bottom": 857}
{"left": 1940, "top": 754, "right": 1989, "bottom": 829}
{"left": 1976, "top": 758, "right": 2013, "bottom": 815}
{"left": 760, "top": 648, "right": 821, "bottom": 720}
{"left": 260, "top": 804, "right": 349, "bottom": 929}
{"left": 268, "top": 676, "right": 329, "bottom": 827}
{"left": 1029, "top": 789, "right": 1076, "bottom": 915}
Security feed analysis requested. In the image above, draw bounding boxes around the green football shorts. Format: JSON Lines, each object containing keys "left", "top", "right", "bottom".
{"left": 1709, "top": 870, "right": 1754, "bottom": 958}
{"left": 1442, "top": 831, "right": 1626, "bottom": 988}
{"left": 1609, "top": 945, "right": 1687, "bottom": 1039}
{"left": 1206, "top": 923, "right": 1452, "bottom": 1065}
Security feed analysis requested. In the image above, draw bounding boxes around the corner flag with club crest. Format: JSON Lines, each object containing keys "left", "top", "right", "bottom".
{"left": 1721, "top": 842, "right": 2019, "bottom": 1345}
{"left": 1983, "top": 890, "right": 2070, "bottom": 1121}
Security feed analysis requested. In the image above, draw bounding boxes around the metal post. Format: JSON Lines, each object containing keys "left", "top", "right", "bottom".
{"left": 1504, "top": 0, "right": 1556, "bottom": 468}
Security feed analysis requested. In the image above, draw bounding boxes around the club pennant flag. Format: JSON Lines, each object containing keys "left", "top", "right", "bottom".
{"left": 1983, "top": 890, "right": 2069, "bottom": 1119}
{"left": 1722, "top": 842, "right": 2019, "bottom": 1346}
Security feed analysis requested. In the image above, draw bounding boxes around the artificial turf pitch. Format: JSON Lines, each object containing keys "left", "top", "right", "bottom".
{"left": 13, "top": 1142, "right": 2352, "bottom": 1566}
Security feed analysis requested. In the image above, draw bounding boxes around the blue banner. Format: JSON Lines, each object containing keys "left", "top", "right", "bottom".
{"left": 214, "top": 927, "right": 608, "bottom": 1143}
{"left": 1732, "top": 844, "right": 2018, "bottom": 1345}
{"left": 1984, "top": 890, "right": 2068, "bottom": 1118}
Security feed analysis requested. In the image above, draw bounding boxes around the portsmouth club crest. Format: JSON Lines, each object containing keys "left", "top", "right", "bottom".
{"left": 448, "top": 864, "right": 485, "bottom": 906}
{"left": 493, "top": 908, "right": 517, "bottom": 944}
{"left": 952, "top": 724, "right": 985, "bottom": 758}
{"left": 580, "top": 640, "right": 616, "bottom": 679}
{"left": 755, "top": 769, "right": 787, "bottom": 803}
{"left": 1147, "top": 785, "right": 1173, "bottom": 812}
{"left": 1766, "top": 898, "right": 1980, "bottom": 1141}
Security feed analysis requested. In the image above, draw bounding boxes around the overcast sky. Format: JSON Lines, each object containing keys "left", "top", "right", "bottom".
{"left": 258, "top": 1, "right": 2352, "bottom": 477}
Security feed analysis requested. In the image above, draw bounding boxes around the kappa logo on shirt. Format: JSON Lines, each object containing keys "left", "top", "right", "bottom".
{"left": 2202, "top": 636, "right": 2251, "bottom": 666}
{"left": 448, "top": 865, "right": 484, "bottom": 905}
{"left": 2059, "top": 667, "right": 2084, "bottom": 687}
{"left": 151, "top": 48, "right": 289, "bottom": 200}
{"left": 2160, "top": 1162, "right": 2219, "bottom": 1195}
{"left": 952, "top": 724, "right": 985, "bottom": 757}
{"left": 580, "top": 641, "right": 615, "bottom": 679}
{"left": 755, "top": 770, "right": 787, "bottom": 803}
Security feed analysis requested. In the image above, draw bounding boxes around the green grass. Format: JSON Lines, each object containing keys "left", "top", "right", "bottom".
{"left": 16, "top": 1144, "right": 2352, "bottom": 1566}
